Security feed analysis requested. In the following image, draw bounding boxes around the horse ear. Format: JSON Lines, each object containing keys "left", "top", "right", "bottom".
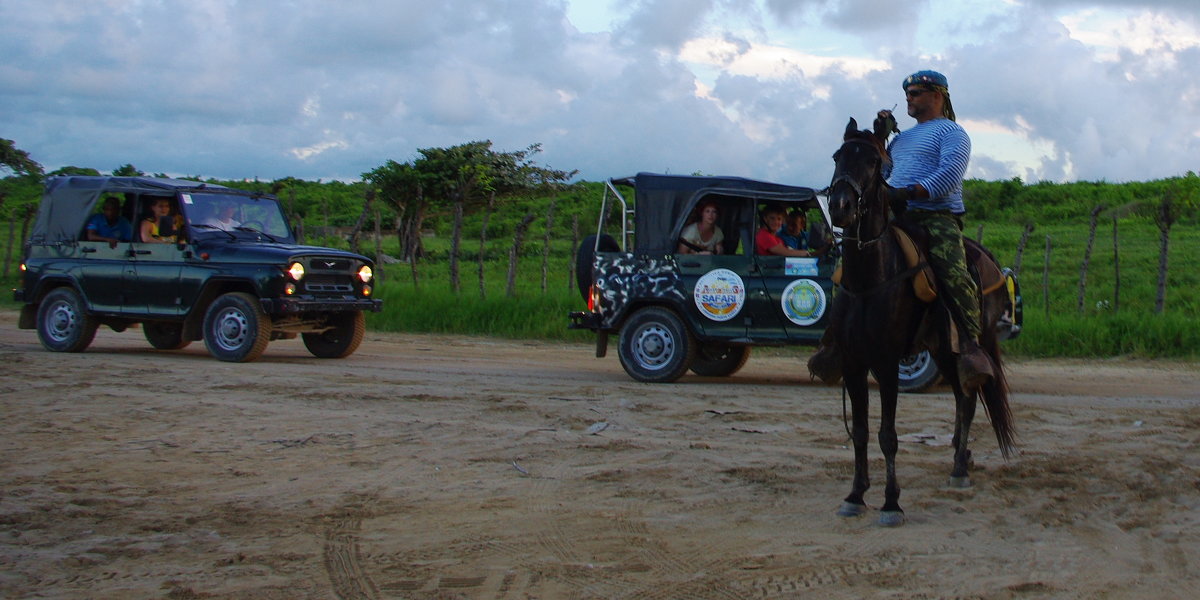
{"left": 845, "top": 117, "right": 858, "bottom": 139}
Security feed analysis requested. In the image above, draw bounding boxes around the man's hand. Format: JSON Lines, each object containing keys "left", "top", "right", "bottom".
{"left": 886, "top": 185, "right": 912, "bottom": 216}
{"left": 874, "top": 109, "right": 899, "bottom": 139}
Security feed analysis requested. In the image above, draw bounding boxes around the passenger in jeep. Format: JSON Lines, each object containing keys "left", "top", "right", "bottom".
{"left": 141, "top": 198, "right": 183, "bottom": 243}
{"left": 204, "top": 201, "right": 241, "bottom": 230}
{"left": 677, "top": 200, "right": 724, "bottom": 255}
{"left": 85, "top": 196, "right": 132, "bottom": 248}
{"left": 755, "top": 205, "right": 811, "bottom": 257}
{"left": 778, "top": 209, "right": 809, "bottom": 251}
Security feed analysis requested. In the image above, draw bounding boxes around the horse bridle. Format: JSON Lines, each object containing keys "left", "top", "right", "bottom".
{"left": 829, "top": 138, "right": 890, "bottom": 249}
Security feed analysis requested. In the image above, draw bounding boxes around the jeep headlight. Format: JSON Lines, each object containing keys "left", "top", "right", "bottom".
{"left": 287, "top": 262, "right": 305, "bottom": 280}
{"left": 357, "top": 265, "right": 373, "bottom": 283}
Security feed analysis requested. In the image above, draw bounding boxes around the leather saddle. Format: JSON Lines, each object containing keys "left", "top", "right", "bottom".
{"left": 890, "top": 220, "right": 1007, "bottom": 302}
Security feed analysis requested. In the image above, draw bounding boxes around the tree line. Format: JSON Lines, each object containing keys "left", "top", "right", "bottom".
{"left": 2, "top": 136, "right": 1197, "bottom": 271}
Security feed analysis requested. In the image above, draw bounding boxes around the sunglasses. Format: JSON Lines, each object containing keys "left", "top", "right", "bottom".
{"left": 905, "top": 88, "right": 934, "bottom": 98}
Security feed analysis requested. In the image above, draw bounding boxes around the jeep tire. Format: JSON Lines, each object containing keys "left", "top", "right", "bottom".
{"left": 302, "top": 311, "right": 365, "bottom": 359}
{"left": 36, "top": 287, "right": 99, "bottom": 353}
{"left": 575, "top": 234, "right": 620, "bottom": 301}
{"left": 617, "top": 306, "right": 695, "bottom": 383}
{"left": 144, "top": 321, "right": 191, "bottom": 350}
{"left": 202, "top": 292, "right": 271, "bottom": 362}
{"left": 898, "top": 350, "right": 942, "bottom": 393}
{"left": 690, "top": 344, "right": 751, "bottom": 377}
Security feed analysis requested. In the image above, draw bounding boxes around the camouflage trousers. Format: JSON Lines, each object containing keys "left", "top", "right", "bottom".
{"left": 905, "top": 209, "right": 982, "bottom": 340}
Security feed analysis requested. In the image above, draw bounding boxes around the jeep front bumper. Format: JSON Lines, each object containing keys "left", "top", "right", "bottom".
{"left": 262, "top": 297, "right": 383, "bottom": 314}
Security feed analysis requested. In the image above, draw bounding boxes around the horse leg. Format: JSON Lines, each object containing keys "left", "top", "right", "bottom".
{"left": 876, "top": 364, "right": 905, "bottom": 526}
{"left": 837, "top": 370, "right": 871, "bottom": 518}
{"left": 949, "top": 384, "right": 977, "bottom": 488}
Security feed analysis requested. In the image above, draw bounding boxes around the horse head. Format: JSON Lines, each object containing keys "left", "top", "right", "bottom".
{"left": 828, "top": 118, "right": 890, "bottom": 234}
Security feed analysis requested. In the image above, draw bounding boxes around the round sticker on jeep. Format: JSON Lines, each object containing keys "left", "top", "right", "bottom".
{"left": 781, "top": 279, "right": 826, "bottom": 326}
{"left": 694, "top": 269, "right": 745, "bottom": 322}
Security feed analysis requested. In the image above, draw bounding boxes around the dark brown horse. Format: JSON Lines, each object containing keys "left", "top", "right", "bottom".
{"left": 826, "top": 117, "right": 1016, "bottom": 526}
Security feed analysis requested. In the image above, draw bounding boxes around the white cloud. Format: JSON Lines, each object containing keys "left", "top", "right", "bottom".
{"left": 0, "top": 0, "right": 1197, "bottom": 185}
{"left": 291, "top": 138, "right": 349, "bottom": 161}
{"left": 680, "top": 37, "right": 890, "bottom": 80}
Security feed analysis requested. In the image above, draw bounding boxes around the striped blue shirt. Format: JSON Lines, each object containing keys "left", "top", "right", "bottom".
{"left": 882, "top": 118, "right": 971, "bottom": 214}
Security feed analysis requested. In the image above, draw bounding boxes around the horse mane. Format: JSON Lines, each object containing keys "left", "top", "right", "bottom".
{"left": 843, "top": 126, "right": 892, "bottom": 168}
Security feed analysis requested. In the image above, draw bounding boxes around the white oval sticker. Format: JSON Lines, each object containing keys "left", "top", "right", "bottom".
{"left": 781, "top": 279, "right": 826, "bottom": 326}
{"left": 694, "top": 269, "right": 745, "bottom": 322}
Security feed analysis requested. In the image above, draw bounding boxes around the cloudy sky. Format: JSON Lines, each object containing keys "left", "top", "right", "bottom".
{"left": 2, "top": 0, "right": 1198, "bottom": 187}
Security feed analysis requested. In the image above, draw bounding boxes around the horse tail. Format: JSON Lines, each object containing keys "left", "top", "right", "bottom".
{"left": 978, "top": 327, "right": 1017, "bottom": 458}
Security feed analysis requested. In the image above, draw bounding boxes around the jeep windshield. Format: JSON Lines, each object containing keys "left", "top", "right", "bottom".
{"left": 182, "top": 192, "right": 294, "bottom": 242}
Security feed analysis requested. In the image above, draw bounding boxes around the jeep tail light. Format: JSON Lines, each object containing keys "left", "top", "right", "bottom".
{"left": 588, "top": 284, "right": 599, "bottom": 312}
{"left": 357, "top": 265, "right": 373, "bottom": 283}
{"left": 287, "top": 262, "right": 305, "bottom": 280}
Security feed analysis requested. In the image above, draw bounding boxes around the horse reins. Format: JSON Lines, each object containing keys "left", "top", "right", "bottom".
{"left": 829, "top": 139, "right": 891, "bottom": 250}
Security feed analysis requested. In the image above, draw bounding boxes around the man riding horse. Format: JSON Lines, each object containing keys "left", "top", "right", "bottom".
{"left": 810, "top": 69, "right": 994, "bottom": 389}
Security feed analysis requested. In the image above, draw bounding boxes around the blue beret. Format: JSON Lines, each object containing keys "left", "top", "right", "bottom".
{"left": 903, "top": 70, "right": 948, "bottom": 90}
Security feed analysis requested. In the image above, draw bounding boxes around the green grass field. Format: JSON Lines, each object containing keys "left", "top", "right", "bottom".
{"left": 3, "top": 216, "right": 1196, "bottom": 358}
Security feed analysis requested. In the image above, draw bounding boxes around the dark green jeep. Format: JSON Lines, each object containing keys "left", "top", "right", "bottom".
{"left": 14, "top": 176, "right": 382, "bottom": 362}
{"left": 568, "top": 173, "right": 1022, "bottom": 389}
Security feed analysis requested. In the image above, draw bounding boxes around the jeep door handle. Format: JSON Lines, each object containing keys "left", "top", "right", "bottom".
{"left": 127, "top": 249, "right": 151, "bottom": 256}
{"left": 681, "top": 261, "right": 701, "bottom": 268}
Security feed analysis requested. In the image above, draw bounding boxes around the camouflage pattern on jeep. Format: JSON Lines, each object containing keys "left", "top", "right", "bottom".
{"left": 594, "top": 253, "right": 686, "bottom": 328}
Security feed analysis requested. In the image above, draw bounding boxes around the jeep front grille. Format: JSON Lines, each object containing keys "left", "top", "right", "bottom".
{"left": 304, "top": 274, "right": 354, "bottom": 293}
{"left": 310, "top": 258, "right": 350, "bottom": 270}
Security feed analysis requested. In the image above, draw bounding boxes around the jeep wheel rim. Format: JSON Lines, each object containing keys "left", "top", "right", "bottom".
{"left": 899, "top": 351, "right": 932, "bottom": 380}
{"left": 632, "top": 324, "right": 674, "bottom": 370}
{"left": 47, "top": 301, "right": 78, "bottom": 342}
{"left": 213, "top": 307, "right": 250, "bottom": 351}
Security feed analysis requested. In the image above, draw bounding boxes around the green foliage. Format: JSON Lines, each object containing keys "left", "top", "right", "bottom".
{"left": 368, "top": 283, "right": 590, "bottom": 341}
{"left": 47, "top": 166, "right": 101, "bottom": 176}
{"left": 0, "top": 138, "right": 43, "bottom": 178}
{"left": 0, "top": 137, "right": 1196, "bottom": 358}
{"left": 965, "top": 173, "right": 1200, "bottom": 225}
{"left": 112, "top": 163, "right": 144, "bottom": 176}
{"left": 1007, "top": 312, "right": 1199, "bottom": 359}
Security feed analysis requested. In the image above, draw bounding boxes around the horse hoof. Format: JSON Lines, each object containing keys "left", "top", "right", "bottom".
{"left": 837, "top": 502, "right": 867, "bottom": 518}
{"left": 948, "top": 476, "right": 972, "bottom": 488}
{"left": 879, "top": 511, "right": 906, "bottom": 527}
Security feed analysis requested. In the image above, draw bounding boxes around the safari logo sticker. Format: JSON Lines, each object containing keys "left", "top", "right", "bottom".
{"left": 781, "top": 279, "right": 826, "bottom": 326}
{"left": 694, "top": 269, "right": 745, "bottom": 322}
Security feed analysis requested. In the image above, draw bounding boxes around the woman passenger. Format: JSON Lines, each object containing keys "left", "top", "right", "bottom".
{"left": 141, "top": 198, "right": 182, "bottom": 243}
{"left": 677, "top": 200, "right": 724, "bottom": 255}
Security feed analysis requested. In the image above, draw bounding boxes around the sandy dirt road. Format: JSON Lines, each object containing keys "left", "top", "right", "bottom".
{"left": 1, "top": 310, "right": 1198, "bottom": 599}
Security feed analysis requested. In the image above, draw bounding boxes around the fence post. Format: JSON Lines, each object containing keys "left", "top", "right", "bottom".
{"left": 373, "top": 206, "right": 384, "bottom": 284}
{"left": 1112, "top": 215, "right": 1120, "bottom": 312}
{"left": 1013, "top": 223, "right": 1034, "bottom": 277}
{"left": 568, "top": 215, "right": 579, "bottom": 290}
{"left": 506, "top": 211, "right": 536, "bottom": 297}
{"left": 1077, "top": 204, "right": 1105, "bottom": 314}
{"left": 1043, "top": 235, "right": 1052, "bottom": 317}
{"left": 2, "top": 219, "right": 15, "bottom": 278}
{"left": 1154, "top": 197, "right": 1175, "bottom": 314}
{"left": 541, "top": 200, "right": 556, "bottom": 294}
{"left": 477, "top": 191, "right": 495, "bottom": 299}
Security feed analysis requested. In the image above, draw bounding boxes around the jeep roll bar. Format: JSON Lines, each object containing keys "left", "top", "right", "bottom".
{"left": 597, "top": 179, "right": 633, "bottom": 252}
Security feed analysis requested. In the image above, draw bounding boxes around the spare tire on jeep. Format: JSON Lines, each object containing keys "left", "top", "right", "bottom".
{"left": 575, "top": 234, "right": 620, "bottom": 301}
